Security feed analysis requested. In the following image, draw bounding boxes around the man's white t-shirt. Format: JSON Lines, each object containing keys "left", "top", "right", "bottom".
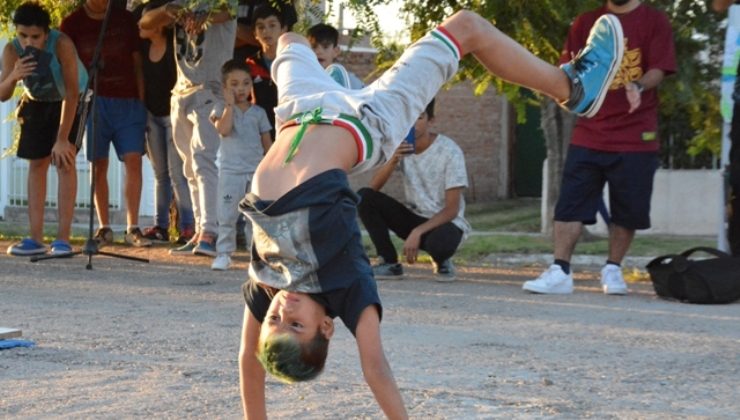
{"left": 398, "top": 134, "right": 471, "bottom": 238}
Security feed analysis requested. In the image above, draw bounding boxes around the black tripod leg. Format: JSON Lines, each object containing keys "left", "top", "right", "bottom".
{"left": 30, "top": 251, "right": 83, "bottom": 263}
{"left": 97, "top": 250, "right": 149, "bottom": 263}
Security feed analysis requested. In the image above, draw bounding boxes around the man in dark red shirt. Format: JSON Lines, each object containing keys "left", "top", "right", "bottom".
{"left": 524, "top": 0, "right": 676, "bottom": 296}
{"left": 61, "top": 0, "right": 150, "bottom": 248}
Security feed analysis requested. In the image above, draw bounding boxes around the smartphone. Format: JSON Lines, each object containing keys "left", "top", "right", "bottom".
{"left": 22, "top": 46, "right": 52, "bottom": 79}
{"left": 403, "top": 126, "right": 415, "bottom": 154}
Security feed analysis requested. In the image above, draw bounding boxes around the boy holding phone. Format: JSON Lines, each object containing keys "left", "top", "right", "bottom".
{"left": 357, "top": 99, "right": 470, "bottom": 281}
{"left": 0, "top": 2, "right": 88, "bottom": 257}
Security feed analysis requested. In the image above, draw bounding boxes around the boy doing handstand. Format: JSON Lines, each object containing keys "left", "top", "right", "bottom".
{"left": 239, "top": 10, "right": 624, "bottom": 419}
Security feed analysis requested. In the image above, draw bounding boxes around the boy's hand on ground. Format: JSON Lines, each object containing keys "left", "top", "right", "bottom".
{"left": 403, "top": 230, "right": 422, "bottom": 263}
{"left": 51, "top": 139, "right": 76, "bottom": 169}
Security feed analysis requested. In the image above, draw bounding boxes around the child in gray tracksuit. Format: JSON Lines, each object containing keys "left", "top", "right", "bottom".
{"left": 210, "top": 59, "right": 272, "bottom": 271}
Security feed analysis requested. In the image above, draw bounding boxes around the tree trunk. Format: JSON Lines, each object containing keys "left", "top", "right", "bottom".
{"left": 540, "top": 99, "right": 576, "bottom": 235}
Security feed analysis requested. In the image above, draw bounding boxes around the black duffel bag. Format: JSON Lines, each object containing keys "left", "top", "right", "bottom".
{"left": 646, "top": 247, "right": 740, "bottom": 304}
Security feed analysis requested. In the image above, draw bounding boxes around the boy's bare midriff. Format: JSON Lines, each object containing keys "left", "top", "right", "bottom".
{"left": 251, "top": 124, "right": 360, "bottom": 201}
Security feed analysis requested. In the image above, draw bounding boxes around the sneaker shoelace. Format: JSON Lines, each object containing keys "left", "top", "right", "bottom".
{"left": 572, "top": 45, "right": 598, "bottom": 78}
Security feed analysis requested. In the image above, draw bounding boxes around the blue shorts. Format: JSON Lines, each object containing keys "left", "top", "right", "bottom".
{"left": 554, "top": 145, "right": 659, "bottom": 230}
{"left": 86, "top": 97, "right": 147, "bottom": 161}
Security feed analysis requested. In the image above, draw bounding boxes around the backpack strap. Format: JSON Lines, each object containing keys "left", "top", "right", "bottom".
{"left": 646, "top": 254, "right": 679, "bottom": 269}
{"left": 680, "top": 247, "right": 731, "bottom": 259}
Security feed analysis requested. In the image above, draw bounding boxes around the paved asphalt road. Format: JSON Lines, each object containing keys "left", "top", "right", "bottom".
{"left": 1, "top": 243, "right": 739, "bottom": 418}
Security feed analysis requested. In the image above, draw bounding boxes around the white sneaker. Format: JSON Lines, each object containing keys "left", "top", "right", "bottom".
{"left": 211, "top": 254, "right": 232, "bottom": 271}
{"left": 523, "top": 264, "right": 574, "bottom": 294}
{"left": 600, "top": 264, "right": 627, "bottom": 295}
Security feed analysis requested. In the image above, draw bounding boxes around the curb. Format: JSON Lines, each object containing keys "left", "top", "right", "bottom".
{"left": 482, "top": 253, "right": 654, "bottom": 269}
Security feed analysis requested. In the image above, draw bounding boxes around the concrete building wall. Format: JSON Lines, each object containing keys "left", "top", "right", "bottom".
{"left": 541, "top": 167, "right": 724, "bottom": 236}
{"left": 593, "top": 169, "right": 724, "bottom": 236}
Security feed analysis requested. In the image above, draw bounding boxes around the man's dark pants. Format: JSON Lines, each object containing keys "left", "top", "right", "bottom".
{"left": 728, "top": 102, "right": 740, "bottom": 256}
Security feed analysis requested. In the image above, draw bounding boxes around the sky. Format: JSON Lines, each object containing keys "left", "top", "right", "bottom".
{"left": 328, "top": 0, "right": 410, "bottom": 43}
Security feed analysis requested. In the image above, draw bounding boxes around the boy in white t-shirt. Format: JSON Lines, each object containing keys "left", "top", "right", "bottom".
{"left": 357, "top": 99, "right": 470, "bottom": 281}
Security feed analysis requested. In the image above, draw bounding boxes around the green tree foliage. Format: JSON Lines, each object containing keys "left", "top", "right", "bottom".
{"left": 653, "top": 0, "right": 725, "bottom": 168}
{"left": 0, "top": 0, "right": 82, "bottom": 32}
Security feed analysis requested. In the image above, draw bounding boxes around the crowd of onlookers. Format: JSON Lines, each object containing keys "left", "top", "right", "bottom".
{"left": 3, "top": 0, "right": 473, "bottom": 280}
{"left": 4, "top": 0, "right": 391, "bottom": 272}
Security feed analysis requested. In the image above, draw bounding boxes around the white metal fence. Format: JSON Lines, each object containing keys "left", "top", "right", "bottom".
{"left": 0, "top": 96, "right": 125, "bottom": 213}
{"left": 3, "top": 149, "right": 124, "bottom": 210}
{"left": 0, "top": 104, "right": 157, "bottom": 221}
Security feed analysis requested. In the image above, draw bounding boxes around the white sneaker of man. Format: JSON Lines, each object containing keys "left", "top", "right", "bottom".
{"left": 522, "top": 264, "right": 574, "bottom": 294}
{"left": 600, "top": 264, "right": 627, "bottom": 295}
{"left": 211, "top": 254, "right": 232, "bottom": 271}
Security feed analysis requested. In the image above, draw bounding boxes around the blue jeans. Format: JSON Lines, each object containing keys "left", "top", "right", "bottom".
{"left": 146, "top": 112, "right": 194, "bottom": 230}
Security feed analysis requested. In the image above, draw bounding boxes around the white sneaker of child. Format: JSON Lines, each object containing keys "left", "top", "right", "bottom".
{"left": 211, "top": 254, "right": 232, "bottom": 271}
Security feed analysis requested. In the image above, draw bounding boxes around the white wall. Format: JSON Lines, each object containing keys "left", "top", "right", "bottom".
{"left": 542, "top": 168, "right": 723, "bottom": 236}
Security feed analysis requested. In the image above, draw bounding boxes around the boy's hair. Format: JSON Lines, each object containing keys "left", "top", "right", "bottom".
{"left": 307, "top": 23, "right": 339, "bottom": 47}
{"left": 221, "top": 59, "right": 252, "bottom": 81}
{"left": 425, "top": 99, "right": 436, "bottom": 120}
{"left": 256, "top": 331, "right": 329, "bottom": 383}
{"left": 13, "top": 1, "right": 51, "bottom": 31}
{"left": 252, "top": 5, "right": 286, "bottom": 27}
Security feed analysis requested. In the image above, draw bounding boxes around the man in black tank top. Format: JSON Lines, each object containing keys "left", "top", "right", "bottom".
{"left": 138, "top": 3, "right": 195, "bottom": 246}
